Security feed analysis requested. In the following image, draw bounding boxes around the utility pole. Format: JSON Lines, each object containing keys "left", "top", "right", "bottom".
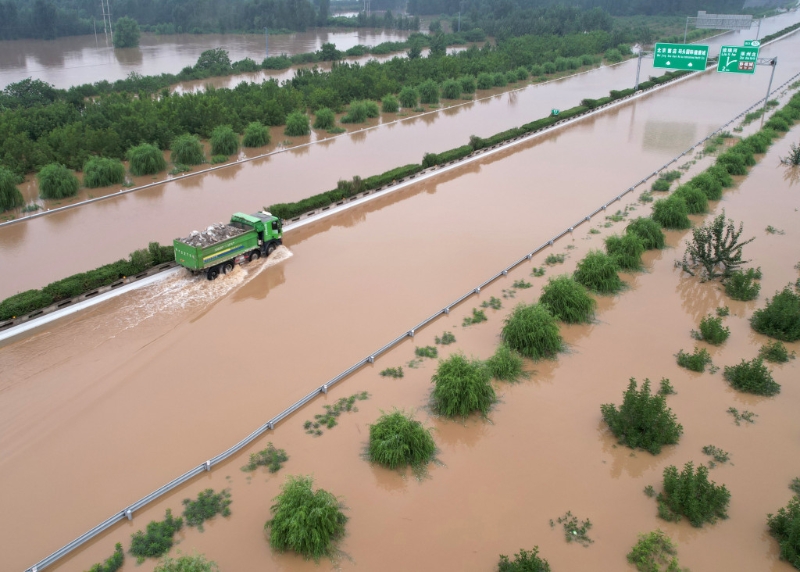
{"left": 100, "top": 0, "right": 113, "bottom": 45}
{"left": 265, "top": 27, "right": 269, "bottom": 58}
{"left": 93, "top": 17, "right": 98, "bottom": 46}
{"left": 683, "top": 16, "right": 690, "bottom": 44}
{"left": 755, "top": 17, "right": 762, "bottom": 41}
{"left": 634, "top": 50, "right": 644, "bottom": 91}
{"left": 760, "top": 57, "right": 777, "bottom": 127}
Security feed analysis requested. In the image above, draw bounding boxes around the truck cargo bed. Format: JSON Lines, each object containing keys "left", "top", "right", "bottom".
{"left": 179, "top": 223, "right": 244, "bottom": 248}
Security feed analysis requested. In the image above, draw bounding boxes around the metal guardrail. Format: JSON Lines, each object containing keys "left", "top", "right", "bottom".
{"left": 22, "top": 64, "right": 800, "bottom": 572}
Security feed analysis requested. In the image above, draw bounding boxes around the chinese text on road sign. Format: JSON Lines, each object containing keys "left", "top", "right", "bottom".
{"left": 717, "top": 45, "right": 759, "bottom": 74}
{"left": 653, "top": 43, "right": 709, "bottom": 71}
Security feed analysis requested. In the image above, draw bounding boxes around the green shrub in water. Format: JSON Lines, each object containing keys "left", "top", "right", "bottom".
{"left": 127, "top": 143, "right": 167, "bottom": 176}
{"left": 431, "top": 353, "right": 495, "bottom": 417}
{"left": 441, "top": 78, "right": 461, "bottom": 99}
{"left": 86, "top": 543, "right": 124, "bottom": 572}
{"left": 626, "top": 217, "right": 665, "bottom": 249}
{"left": 341, "top": 101, "right": 369, "bottom": 124}
{"left": 182, "top": 488, "right": 232, "bottom": 531}
{"left": 758, "top": 341, "right": 795, "bottom": 363}
{"left": 717, "top": 151, "right": 748, "bottom": 175}
{"left": 573, "top": 250, "right": 624, "bottom": 294}
{"left": 313, "top": 108, "right": 336, "bottom": 130}
{"left": 381, "top": 94, "right": 399, "bottom": 113}
{"left": 751, "top": 286, "right": 800, "bottom": 342}
{"left": 83, "top": 157, "right": 126, "bottom": 188}
{"left": 673, "top": 184, "right": 708, "bottom": 214}
{"left": 129, "top": 509, "right": 183, "bottom": 562}
{"left": 652, "top": 195, "right": 691, "bottom": 229}
{"left": 724, "top": 268, "right": 761, "bottom": 301}
{"left": 170, "top": 134, "right": 205, "bottom": 165}
{"left": 367, "top": 410, "right": 436, "bottom": 470}
{"left": 706, "top": 164, "right": 734, "bottom": 189}
{"left": 657, "top": 462, "right": 730, "bottom": 527}
{"left": 210, "top": 125, "right": 239, "bottom": 156}
{"left": 154, "top": 554, "right": 219, "bottom": 572}
{"left": 767, "top": 496, "right": 800, "bottom": 568}
{"left": 241, "top": 442, "right": 289, "bottom": 472}
{"left": 692, "top": 315, "right": 730, "bottom": 345}
{"left": 459, "top": 75, "right": 477, "bottom": 93}
{"left": 265, "top": 475, "right": 347, "bottom": 561}
{"left": 486, "top": 344, "right": 525, "bottom": 382}
{"left": 601, "top": 378, "right": 683, "bottom": 455}
{"left": 398, "top": 86, "right": 418, "bottom": 108}
{"left": 627, "top": 530, "right": 684, "bottom": 572}
{"left": 539, "top": 275, "right": 596, "bottom": 323}
{"left": 364, "top": 100, "right": 379, "bottom": 118}
{"left": 651, "top": 178, "right": 670, "bottom": 192}
{"left": 0, "top": 167, "right": 23, "bottom": 211}
{"left": 37, "top": 163, "right": 80, "bottom": 199}
{"left": 492, "top": 72, "right": 507, "bottom": 87}
{"left": 724, "top": 358, "right": 780, "bottom": 396}
{"left": 605, "top": 233, "right": 645, "bottom": 271}
{"left": 501, "top": 303, "right": 563, "bottom": 360}
{"left": 242, "top": 122, "right": 271, "bottom": 147}
{"left": 284, "top": 111, "right": 310, "bottom": 136}
{"left": 498, "top": 546, "right": 551, "bottom": 572}
{"left": 418, "top": 79, "right": 440, "bottom": 104}
{"left": 676, "top": 347, "right": 712, "bottom": 372}
{"left": 689, "top": 172, "right": 724, "bottom": 200}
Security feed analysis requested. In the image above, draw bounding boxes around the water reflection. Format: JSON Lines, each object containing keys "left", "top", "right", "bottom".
{"left": 114, "top": 47, "right": 143, "bottom": 66}
{"left": 432, "top": 414, "right": 490, "bottom": 449}
{"left": 598, "top": 421, "right": 677, "bottom": 479}
{"left": 783, "top": 165, "right": 800, "bottom": 186}
{"left": 675, "top": 272, "right": 729, "bottom": 322}
{"left": 643, "top": 121, "right": 698, "bottom": 154}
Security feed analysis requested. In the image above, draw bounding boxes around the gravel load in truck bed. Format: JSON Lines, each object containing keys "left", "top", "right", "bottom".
{"left": 179, "top": 223, "right": 245, "bottom": 248}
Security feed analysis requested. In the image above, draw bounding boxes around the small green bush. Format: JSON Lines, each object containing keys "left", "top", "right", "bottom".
{"left": 717, "top": 151, "right": 748, "bottom": 175}
{"left": 765, "top": 116, "right": 790, "bottom": 132}
{"left": 486, "top": 344, "right": 525, "bottom": 382}
{"left": 573, "top": 250, "right": 623, "bottom": 294}
{"left": 441, "top": 78, "right": 461, "bottom": 99}
{"left": 380, "top": 366, "right": 404, "bottom": 378}
{"left": 170, "top": 134, "right": 205, "bottom": 165}
{"left": 418, "top": 79, "right": 440, "bottom": 104}
{"left": 652, "top": 195, "right": 691, "bottom": 229}
{"left": 210, "top": 125, "right": 239, "bottom": 156}
{"left": 463, "top": 308, "right": 488, "bottom": 326}
{"left": 364, "top": 100, "right": 379, "bottom": 118}
{"left": 690, "top": 172, "right": 724, "bottom": 200}
{"left": 398, "top": 86, "right": 418, "bottom": 108}
{"left": 759, "top": 341, "right": 795, "bottom": 363}
{"left": 605, "top": 233, "right": 645, "bottom": 271}
{"left": 724, "top": 268, "right": 761, "bottom": 301}
{"left": 459, "top": 75, "right": 477, "bottom": 93}
{"left": 692, "top": 315, "right": 730, "bottom": 345}
{"left": 182, "top": 488, "right": 232, "bottom": 531}
{"left": 241, "top": 442, "right": 288, "bottom": 472}
{"left": 129, "top": 509, "right": 184, "bottom": 562}
{"left": 367, "top": 410, "right": 436, "bottom": 470}
{"left": 210, "top": 155, "right": 228, "bottom": 164}
{"left": 657, "top": 462, "right": 730, "bottom": 527}
{"left": 265, "top": 475, "right": 347, "bottom": 561}
{"left": 492, "top": 72, "right": 507, "bottom": 87}
{"left": 38, "top": 163, "right": 80, "bottom": 199}
{"left": 673, "top": 184, "right": 709, "bottom": 214}
{"left": 651, "top": 178, "right": 670, "bottom": 192}
{"left": 767, "top": 496, "right": 800, "bottom": 569}
{"left": 706, "top": 164, "right": 734, "bottom": 189}
{"left": 626, "top": 217, "right": 665, "bottom": 249}
{"left": 627, "top": 530, "right": 683, "bottom": 572}
{"left": 435, "top": 331, "right": 456, "bottom": 345}
{"left": 87, "top": 543, "right": 124, "bottom": 572}
{"left": 431, "top": 354, "right": 495, "bottom": 417}
{"left": 751, "top": 286, "right": 800, "bottom": 341}
{"left": 601, "top": 378, "right": 683, "bottom": 455}
{"left": 313, "top": 108, "right": 336, "bottom": 130}
{"left": 0, "top": 167, "right": 23, "bottom": 211}
{"left": 127, "top": 143, "right": 167, "bottom": 176}
{"left": 415, "top": 345, "right": 438, "bottom": 359}
{"left": 242, "top": 122, "right": 271, "bottom": 147}
{"left": 154, "top": 554, "right": 219, "bottom": 572}
{"left": 83, "top": 157, "right": 126, "bottom": 188}
{"left": 724, "top": 358, "right": 780, "bottom": 396}
{"left": 498, "top": 546, "right": 551, "bottom": 572}
{"left": 381, "top": 94, "right": 399, "bottom": 113}
{"left": 284, "top": 111, "right": 310, "bottom": 136}
{"left": 501, "top": 303, "right": 563, "bottom": 360}
{"left": 676, "top": 347, "right": 712, "bottom": 372}
{"left": 539, "top": 275, "right": 596, "bottom": 323}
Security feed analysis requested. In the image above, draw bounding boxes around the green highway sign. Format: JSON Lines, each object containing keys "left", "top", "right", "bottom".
{"left": 551, "top": 109, "right": 559, "bottom": 116}
{"left": 717, "top": 45, "right": 759, "bottom": 74}
{"left": 744, "top": 40, "right": 760, "bottom": 47}
{"left": 653, "top": 43, "right": 709, "bottom": 71}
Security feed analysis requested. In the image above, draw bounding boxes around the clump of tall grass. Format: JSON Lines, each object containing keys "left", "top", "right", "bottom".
{"left": 303, "top": 392, "right": 369, "bottom": 436}
{"left": 750, "top": 286, "right": 800, "bottom": 342}
{"left": 127, "top": 143, "right": 167, "bottom": 176}
{"left": 242, "top": 122, "right": 271, "bottom": 147}
{"left": 605, "top": 233, "right": 645, "bottom": 271}
{"left": 724, "top": 268, "right": 761, "bottom": 301}
{"left": 182, "top": 488, "right": 232, "bottom": 531}
{"left": 539, "top": 275, "right": 596, "bottom": 323}
{"left": 657, "top": 462, "right": 730, "bottom": 527}
{"left": 265, "top": 475, "right": 347, "bottom": 561}
{"left": 431, "top": 353, "right": 495, "bottom": 417}
{"left": 418, "top": 79, "right": 440, "bottom": 104}
{"left": 415, "top": 346, "right": 438, "bottom": 359}
{"left": 284, "top": 111, "right": 310, "bottom": 136}
{"left": 241, "top": 442, "right": 289, "bottom": 473}
{"left": 724, "top": 358, "right": 780, "bottom": 396}
{"left": 441, "top": 79, "right": 461, "bottom": 99}
{"left": 462, "top": 308, "right": 487, "bottom": 326}
{"left": 601, "top": 378, "right": 683, "bottom": 455}
{"left": 501, "top": 303, "right": 563, "bottom": 360}
{"left": 435, "top": 331, "right": 456, "bottom": 345}
{"left": 398, "top": 86, "right": 418, "bottom": 108}
{"left": 381, "top": 94, "right": 399, "bottom": 113}
{"left": 673, "top": 184, "right": 709, "bottom": 214}
{"left": 767, "top": 496, "right": 800, "bottom": 568}
{"left": 486, "top": 344, "right": 525, "bottom": 382}
{"left": 154, "top": 554, "right": 218, "bottom": 572}
{"left": 0, "top": 167, "right": 23, "bottom": 211}
{"left": 480, "top": 296, "right": 502, "bottom": 310}
{"left": 676, "top": 347, "right": 712, "bottom": 372}
{"left": 626, "top": 217, "right": 665, "bottom": 249}
{"left": 210, "top": 155, "right": 228, "bottom": 164}
{"left": 210, "top": 125, "right": 239, "bottom": 156}
{"left": 341, "top": 101, "right": 368, "bottom": 123}
{"left": 459, "top": 75, "right": 476, "bottom": 93}
{"left": 758, "top": 340, "right": 795, "bottom": 363}
{"left": 367, "top": 410, "right": 436, "bottom": 470}
{"left": 86, "top": 543, "right": 124, "bottom": 572}
{"left": 573, "top": 250, "right": 623, "bottom": 294}
{"left": 170, "top": 134, "right": 205, "bottom": 165}
{"left": 689, "top": 172, "right": 724, "bottom": 200}
{"left": 129, "top": 509, "right": 183, "bottom": 562}
{"left": 691, "top": 315, "right": 730, "bottom": 345}
{"left": 312, "top": 108, "right": 336, "bottom": 130}
{"left": 498, "top": 546, "right": 550, "bottom": 572}
{"left": 651, "top": 178, "right": 670, "bottom": 192}
{"left": 37, "top": 163, "right": 80, "bottom": 199}
{"left": 83, "top": 157, "right": 126, "bottom": 188}
{"left": 706, "top": 164, "right": 734, "bottom": 189}
{"left": 545, "top": 253, "right": 565, "bottom": 265}
{"left": 627, "top": 530, "right": 684, "bottom": 572}
{"left": 380, "top": 366, "right": 404, "bottom": 378}
{"left": 652, "top": 195, "right": 691, "bottom": 229}
{"left": 364, "top": 100, "right": 379, "bottom": 118}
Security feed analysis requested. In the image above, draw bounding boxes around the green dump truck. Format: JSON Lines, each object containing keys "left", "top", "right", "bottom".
{"left": 173, "top": 211, "right": 283, "bottom": 280}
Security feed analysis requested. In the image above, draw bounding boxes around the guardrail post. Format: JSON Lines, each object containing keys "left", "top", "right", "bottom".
{"left": 125, "top": 508, "right": 133, "bottom": 521}
{"left": 368, "top": 356, "right": 375, "bottom": 364}
{"left": 408, "top": 329, "right": 415, "bottom": 338}
{"left": 322, "top": 385, "right": 328, "bottom": 394}
{"left": 474, "top": 287, "right": 480, "bottom": 294}
{"left": 204, "top": 460, "right": 211, "bottom": 471}
{"left": 444, "top": 307, "right": 450, "bottom": 314}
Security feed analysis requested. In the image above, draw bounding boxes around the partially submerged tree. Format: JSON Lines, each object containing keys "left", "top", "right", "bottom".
{"left": 113, "top": 16, "right": 141, "bottom": 48}
{"left": 681, "top": 211, "right": 754, "bottom": 280}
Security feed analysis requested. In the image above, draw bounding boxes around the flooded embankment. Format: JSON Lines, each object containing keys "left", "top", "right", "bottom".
{"left": 2, "top": 54, "right": 799, "bottom": 571}
{"left": 2, "top": 20, "right": 800, "bottom": 300}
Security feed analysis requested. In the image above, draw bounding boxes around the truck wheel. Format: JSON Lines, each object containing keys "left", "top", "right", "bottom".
{"left": 222, "top": 262, "right": 234, "bottom": 274}
{"left": 207, "top": 268, "right": 219, "bottom": 281}
{"left": 249, "top": 251, "right": 260, "bottom": 262}
{"left": 266, "top": 243, "right": 277, "bottom": 255}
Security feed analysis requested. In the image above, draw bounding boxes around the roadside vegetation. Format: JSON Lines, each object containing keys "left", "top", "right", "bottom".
{"left": 627, "top": 530, "right": 684, "bottom": 572}
{"left": 625, "top": 217, "right": 666, "bottom": 249}
{"left": 657, "top": 462, "right": 730, "bottom": 527}
{"left": 182, "top": 489, "right": 232, "bottom": 531}
{"left": 303, "top": 392, "right": 369, "bottom": 436}
{"left": 573, "top": 250, "right": 623, "bottom": 294}
{"left": 538, "top": 275, "right": 596, "bottom": 323}
{"left": 750, "top": 286, "right": 800, "bottom": 342}
{"left": 767, "top": 495, "right": 800, "bottom": 569}
{"left": 501, "top": 303, "right": 563, "bottom": 360}
{"left": 367, "top": 410, "right": 436, "bottom": 472}
{"left": 486, "top": 344, "right": 526, "bottom": 382}
{"left": 37, "top": 163, "right": 79, "bottom": 199}
{"left": 676, "top": 347, "right": 713, "bottom": 373}
{"left": 498, "top": 546, "right": 551, "bottom": 572}
{"left": 129, "top": 509, "right": 184, "bottom": 563}
{"left": 723, "top": 358, "right": 780, "bottom": 396}
{"left": 86, "top": 543, "right": 124, "bottom": 572}
{"left": 154, "top": 554, "right": 219, "bottom": 572}
{"left": 431, "top": 354, "right": 495, "bottom": 418}
{"left": 241, "top": 443, "right": 289, "bottom": 473}
{"left": 691, "top": 314, "right": 730, "bottom": 345}
{"left": 83, "top": 157, "right": 126, "bottom": 188}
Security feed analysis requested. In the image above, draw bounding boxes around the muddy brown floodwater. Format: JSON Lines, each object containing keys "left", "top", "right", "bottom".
{"left": 2, "top": 21, "right": 800, "bottom": 299}
{"left": 0, "top": 28, "right": 413, "bottom": 89}
{"left": 1, "top": 45, "right": 799, "bottom": 569}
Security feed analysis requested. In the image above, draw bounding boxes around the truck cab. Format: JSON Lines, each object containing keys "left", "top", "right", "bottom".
{"left": 229, "top": 211, "right": 283, "bottom": 252}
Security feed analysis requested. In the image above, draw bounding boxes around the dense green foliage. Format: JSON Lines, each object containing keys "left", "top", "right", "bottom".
{"left": 657, "top": 462, "right": 730, "bottom": 527}
{"left": 0, "top": 166, "right": 24, "bottom": 211}
{"left": 284, "top": 112, "right": 310, "bottom": 136}
{"left": 724, "top": 268, "right": 761, "bottom": 301}
{"left": 113, "top": 16, "right": 141, "bottom": 48}
{"left": 170, "top": 134, "right": 205, "bottom": 166}
{"left": 381, "top": 94, "right": 400, "bottom": 113}
{"left": 83, "top": 157, "right": 126, "bottom": 188}
{"left": 312, "top": 108, "right": 336, "bottom": 130}
{"left": 759, "top": 341, "right": 795, "bottom": 364}
{"left": 154, "top": 554, "right": 219, "bottom": 572}
{"left": 242, "top": 122, "right": 271, "bottom": 147}
{"left": 498, "top": 546, "right": 551, "bottom": 572}
{"left": 681, "top": 212, "right": 754, "bottom": 280}
{"left": 37, "top": 163, "right": 79, "bottom": 199}
{"left": 265, "top": 475, "right": 347, "bottom": 561}
{"left": 651, "top": 195, "right": 690, "bottom": 229}
{"left": 241, "top": 442, "right": 289, "bottom": 472}
{"left": 539, "top": 275, "right": 596, "bottom": 323}
{"left": 486, "top": 344, "right": 525, "bottom": 382}
{"left": 182, "top": 488, "right": 232, "bottom": 530}
{"left": 676, "top": 347, "right": 712, "bottom": 372}
{"left": 501, "top": 303, "right": 563, "bottom": 360}
{"left": 86, "top": 543, "right": 124, "bottom": 572}
{"left": 626, "top": 217, "right": 665, "bottom": 250}
{"left": 210, "top": 125, "right": 239, "bottom": 156}
{"left": 431, "top": 353, "right": 495, "bottom": 417}
{"left": 605, "top": 233, "right": 645, "bottom": 271}
{"left": 626, "top": 530, "right": 683, "bottom": 572}
{"left": 693, "top": 315, "right": 730, "bottom": 345}
{"left": 673, "top": 184, "right": 708, "bottom": 215}
{"left": 129, "top": 509, "right": 184, "bottom": 562}
{"left": 767, "top": 496, "right": 800, "bottom": 569}
{"left": 723, "top": 358, "right": 780, "bottom": 396}
{"left": 367, "top": 410, "right": 436, "bottom": 470}
{"left": 573, "top": 250, "right": 623, "bottom": 294}
{"left": 127, "top": 144, "right": 167, "bottom": 176}
{"left": 601, "top": 378, "right": 683, "bottom": 455}
{"left": 751, "top": 286, "right": 800, "bottom": 342}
